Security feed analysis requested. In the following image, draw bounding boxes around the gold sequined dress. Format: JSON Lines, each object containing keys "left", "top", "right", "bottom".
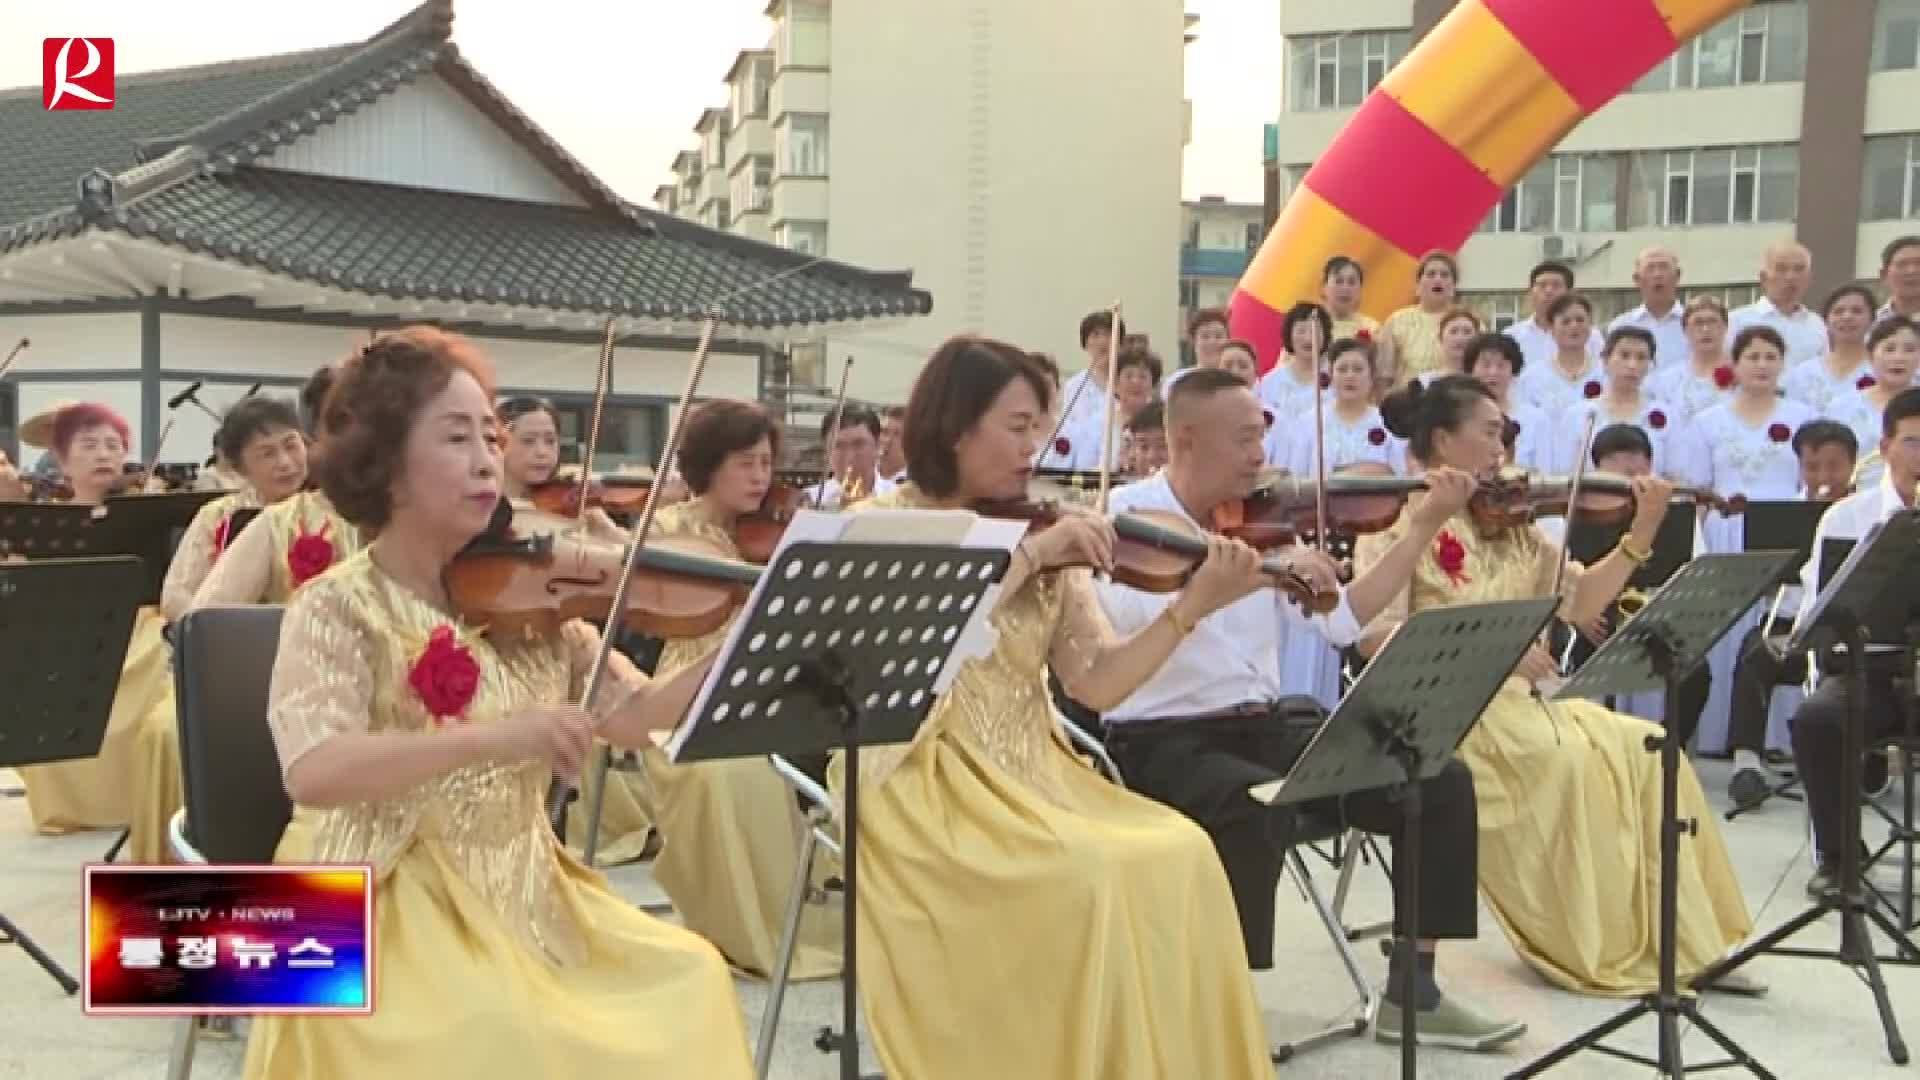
{"left": 1355, "top": 511, "right": 1752, "bottom": 996}
{"left": 828, "top": 487, "right": 1270, "bottom": 1079}
{"left": 628, "top": 500, "right": 842, "bottom": 979}
{"left": 241, "top": 553, "right": 751, "bottom": 1078}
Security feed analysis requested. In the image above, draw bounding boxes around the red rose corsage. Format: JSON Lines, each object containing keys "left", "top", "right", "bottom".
{"left": 1647, "top": 409, "right": 1667, "bottom": 430}
{"left": 1583, "top": 380, "right": 1603, "bottom": 399}
{"left": 408, "top": 624, "right": 481, "bottom": 724}
{"left": 287, "top": 519, "right": 335, "bottom": 588}
{"left": 1367, "top": 427, "right": 1387, "bottom": 446}
{"left": 1434, "top": 529, "right": 1471, "bottom": 585}
{"left": 1767, "top": 422, "right": 1791, "bottom": 443}
{"left": 1262, "top": 409, "right": 1275, "bottom": 430}
{"left": 1353, "top": 328, "right": 1373, "bottom": 343}
{"left": 1053, "top": 437, "right": 1071, "bottom": 457}
{"left": 1318, "top": 371, "right": 1332, "bottom": 390}
{"left": 1712, "top": 366, "right": 1735, "bottom": 389}
{"left": 1857, "top": 374, "right": 1876, "bottom": 390}
{"left": 211, "top": 514, "right": 235, "bottom": 558}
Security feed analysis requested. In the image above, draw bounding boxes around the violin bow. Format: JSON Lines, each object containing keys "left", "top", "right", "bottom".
{"left": 1095, "top": 301, "right": 1122, "bottom": 511}
{"left": 1547, "top": 412, "right": 1600, "bottom": 676}
{"left": 573, "top": 318, "right": 618, "bottom": 521}
{"left": 817, "top": 355, "right": 854, "bottom": 507}
{"left": 0, "top": 338, "right": 27, "bottom": 380}
{"left": 1309, "top": 312, "right": 1329, "bottom": 554}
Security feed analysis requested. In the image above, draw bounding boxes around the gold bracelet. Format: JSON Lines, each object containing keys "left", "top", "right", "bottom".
{"left": 1617, "top": 537, "right": 1652, "bottom": 565}
{"left": 1163, "top": 603, "right": 1196, "bottom": 636}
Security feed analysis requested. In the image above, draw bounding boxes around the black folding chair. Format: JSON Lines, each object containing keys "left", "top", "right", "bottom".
{"left": 165, "top": 605, "right": 290, "bottom": 1080}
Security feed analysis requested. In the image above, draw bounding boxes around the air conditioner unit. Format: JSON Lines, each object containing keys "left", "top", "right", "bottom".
{"left": 1540, "top": 235, "right": 1582, "bottom": 261}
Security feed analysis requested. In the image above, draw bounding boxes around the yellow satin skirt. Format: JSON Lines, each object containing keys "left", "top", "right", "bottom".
{"left": 646, "top": 748, "right": 842, "bottom": 980}
{"left": 563, "top": 740, "right": 654, "bottom": 865}
{"left": 831, "top": 733, "right": 1271, "bottom": 1080}
{"left": 242, "top": 821, "right": 753, "bottom": 1079}
{"left": 1465, "top": 681, "right": 1753, "bottom": 996}
{"left": 126, "top": 693, "right": 181, "bottom": 863}
{"left": 19, "top": 607, "right": 170, "bottom": 833}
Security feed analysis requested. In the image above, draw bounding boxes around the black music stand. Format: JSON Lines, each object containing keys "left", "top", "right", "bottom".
{"left": 96, "top": 491, "right": 224, "bottom": 606}
{"left": 1721, "top": 501, "right": 1829, "bottom": 818}
{"left": 1254, "top": 597, "right": 1559, "bottom": 1080}
{"left": 0, "top": 556, "right": 145, "bottom": 995}
{"left": 1564, "top": 509, "right": 1694, "bottom": 707}
{"left": 0, "top": 501, "right": 97, "bottom": 560}
{"left": 668, "top": 540, "right": 1010, "bottom": 1080}
{"left": 1691, "top": 515, "right": 1920, "bottom": 1069}
{"left": 1510, "top": 552, "right": 1794, "bottom": 1080}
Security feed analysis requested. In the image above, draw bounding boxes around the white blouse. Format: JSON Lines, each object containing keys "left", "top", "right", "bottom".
{"left": 1782, "top": 355, "right": 1873, "bottom": 418}
{"left": 1551, "top": 397, "right": 1680, "bottom": 477}
{"left": 1514, "top": 353, "right": 1609, "bottom": 420}
{"left": 1646, "top": 364, "right": 1733, "bottom": 424}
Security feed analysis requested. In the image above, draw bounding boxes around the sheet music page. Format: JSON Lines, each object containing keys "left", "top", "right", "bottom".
{"left": 664, "top": 509, "right": 1029, "bottom": 759}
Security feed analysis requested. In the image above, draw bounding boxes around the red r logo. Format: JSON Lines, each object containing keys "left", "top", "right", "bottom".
{"left": 43, "top": 38, "right": 115, "bottom": 111}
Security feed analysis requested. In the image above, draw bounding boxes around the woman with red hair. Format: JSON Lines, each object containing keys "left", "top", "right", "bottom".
{"left": 13, "top": 402, "right": 171, "bottom": 835}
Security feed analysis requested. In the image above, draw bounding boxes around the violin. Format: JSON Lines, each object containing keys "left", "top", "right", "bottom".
{"left": 448, "top": 522, "right": 760, "bottom": 640}
{"left": 734, "top": 482, "right": 807, "bottom": 563}
{"left": 525, "top": 472, "right": 653, "bottom": 518}
{"left": 973, "top": 497, "right": 1338, "bottom": 614}
{"left": 1468, "top": 470, "right": 1746, "bottom": 529}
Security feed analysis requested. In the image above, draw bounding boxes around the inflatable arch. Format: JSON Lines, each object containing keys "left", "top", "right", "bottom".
{"left": 1232, "top": 0, "right": 1754, "bottom": 372}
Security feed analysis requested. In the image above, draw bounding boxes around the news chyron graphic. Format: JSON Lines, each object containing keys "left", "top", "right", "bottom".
{"left": 84, "top": 865, "right": 373, "bottom": 1016}
{"left": 42, "top": 37, "right": 116, "bottom": 111}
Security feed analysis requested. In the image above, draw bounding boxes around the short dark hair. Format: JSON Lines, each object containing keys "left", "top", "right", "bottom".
{"left": 678, "top": 400, "right": 780, "bottom": 495}
{"left": 1326, "top": 336, "right": 1377, "bottom": 371}
{"left": 1114, "top": 344, "right": 1163, "bottom": 384}
{"left": 1590, "top": 423, "right": 1653, "bottom": 467}
{"left": 1165, "top": 367, "right": 1252, "bottom": 424}
{"left": 1027, "top": 351, "right": 1061, "bottom": 387}
{"left": 1323, "top": 255, "right": 1364, "bottom": 284}
{"left": 1282, "top": 302, "right": 1334, "bottom": 351}
{"left": 1545, "top": 292, "right": 1593, "bottom": 322}
{"left": 1187, "top": 307, "right": 1228, "bottom": 336}
{"left": 1464, "top": 332, "right": 1524, "bottom": 377}
{"left": 1078, "top": 310, "right": 1127, "bottom": 348}
{"left": 1731, "top": 324, "right": 1788, "bottom": 363}
{"left": 1792, "top": 419, "right": 1859, "bottom": 462}
{"left": 315, "top": 327, "right": 496, "bottom": 531}
{"left": 300, "top": 365, "right": 335, "bottom": 436}
{"left": 1530, "top": 260, "right": 1575, "bottom": 289}
{"left": 1883, "top": 235, "right": 1920, "bottom": 270}
{"left": 1884, "top": 387, "right": 1920, "bottom": 440}
{"left": 1220, "top": 339, "right": 1258, "bottom": 365}
{"left": 1604, "top": 326, "right": 1657, "bottom": 360}
{"left": 1822, "top": 283, "right": 1878, "bottom": 321}
{"left": 1867, "top": 314, "right": 1919, "bottom": 354}
{"left": 1415, "top": 250, "right": 1459, "bottom": 281}
{"left": 820, "top": 404, "right": 881, "bottom": 443}
{"left": 903, "top": 336, "right": 1052, "bottom": 497}
{"left": 1127, "top": 400, "right": 1165, "bottom": 435}
{"left": 1379, "top": 375, "right": 1496, "bottom": 463}
{"left": 496, "top": 395, "right": 557, "bottom": 428}
{"left": 215, "top": 395, "right": 302, "bottom": 465}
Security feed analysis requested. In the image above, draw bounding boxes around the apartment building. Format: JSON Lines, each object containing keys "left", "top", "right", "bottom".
{"left": 659, "top": 0, "right": 1191, "bottom": 404}
{"left": 1179, "top": 196, "right": 1265, "bottom": 360}
{"left": 1264, "top": 0, "right": 1920, "bottom": 328}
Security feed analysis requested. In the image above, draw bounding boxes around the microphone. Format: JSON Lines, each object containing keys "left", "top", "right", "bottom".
{"left": 242, "top": 382, "right": 262, "bottom": 398}
{"left": 167, "top": 381, "right": 204, "bottom": 410}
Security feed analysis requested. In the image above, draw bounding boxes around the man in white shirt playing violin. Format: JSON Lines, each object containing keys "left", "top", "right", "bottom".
{"left": 1788, "top": 388, "right": 1920, "bottom": 897}
{"left": 1093, "top": 368, "right": 1527, "bottom": 1052}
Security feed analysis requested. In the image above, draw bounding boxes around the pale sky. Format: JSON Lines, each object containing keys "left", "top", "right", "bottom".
{"left": 5, "top": 0, "right": 1276, "bottom": 206}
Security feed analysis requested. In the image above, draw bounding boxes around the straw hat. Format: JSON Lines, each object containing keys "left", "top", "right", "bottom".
{"left": 18, "top": 398, "right": 81, "bottom": 450}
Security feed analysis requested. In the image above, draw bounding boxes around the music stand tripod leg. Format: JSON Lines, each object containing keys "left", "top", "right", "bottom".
{"left": 1360, "top": 710, "right": 1425, "bottom": 1080}
{"left": 0, "top": 911, "right": 79, "bottom": 995}
{"left": 796, "top": 651, "right": 869, "bottom": 1080}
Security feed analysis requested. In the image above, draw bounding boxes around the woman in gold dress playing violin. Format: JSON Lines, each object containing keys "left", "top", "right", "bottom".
{"left": 242, "top": 327, "right": 751, "bottom": 1077}
{"left": 633, "top": 399, "right": 842, "bottom": 980}
{"left": 837, "top": 336, "right": 1280, "bottom": 1079}
{"left": 1354, "top": 375, "right": 1754, "bottom": 997}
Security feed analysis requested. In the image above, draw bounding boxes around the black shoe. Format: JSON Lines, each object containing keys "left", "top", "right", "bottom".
{"left": 1863, "top": 751, "right": 1892, "bottom": 800}
{"left": 1807, "top": 866, "right": 1839, "bottom": 901}
{"left": 1728, "top": 767, "right": 1770, "bottom": 810}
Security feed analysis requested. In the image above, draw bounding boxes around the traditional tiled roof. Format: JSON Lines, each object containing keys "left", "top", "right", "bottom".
{"left": 0, "top": 0, "right": 930, "bottom": 328}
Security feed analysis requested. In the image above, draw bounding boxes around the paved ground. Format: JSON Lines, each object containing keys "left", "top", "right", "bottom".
{"left": 3, "top": 758, "right": 1916, "bottom": 1079}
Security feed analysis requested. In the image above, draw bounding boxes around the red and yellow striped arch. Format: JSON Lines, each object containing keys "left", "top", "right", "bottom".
{"left": 1232, "top": 0, "right": 1753, "bottom": 373}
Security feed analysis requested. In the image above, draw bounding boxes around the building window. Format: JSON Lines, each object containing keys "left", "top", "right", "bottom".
{"left": 1622, "top": 144, "right": 1797, "bottom": 228}
{"left": 1864, "top": 134, "right": 1920, "bottom": 220}
{"left": 1876, "top": 0, "right": 1920, "bottom": 70}
{"left": 1179, "top": 279, "right": 1201, "bottom": 309}
{"left": 777, "top": 114, "right": 829, "bottom": 177}
{"left": 1463, "top": 291, "right": 1526, "bottom": 331}
{"left": 778, "top": 220, "right": 829, "bottom": 256}
{"left": 1479, "top": 153, "right": 1617, "bottom": 234}
{"left": 780, "top": 2, "right": 831, "bottom": 68}
{"left": 1244, "top": 221, "right": 1263, "bottom": 250}
{"left": 752, "top": 158, "right": 772, "bottom": 211}
{"left": 1633, "top": 0, "right": 1805, "bottom": 90}
{"left": 1286, "top": 31, "right": 1411, "bottom": 111}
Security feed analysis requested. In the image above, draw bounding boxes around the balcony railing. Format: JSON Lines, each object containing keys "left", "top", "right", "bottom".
{"left": 1180, "top": 247, "right": 1253, "bottom": 279}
